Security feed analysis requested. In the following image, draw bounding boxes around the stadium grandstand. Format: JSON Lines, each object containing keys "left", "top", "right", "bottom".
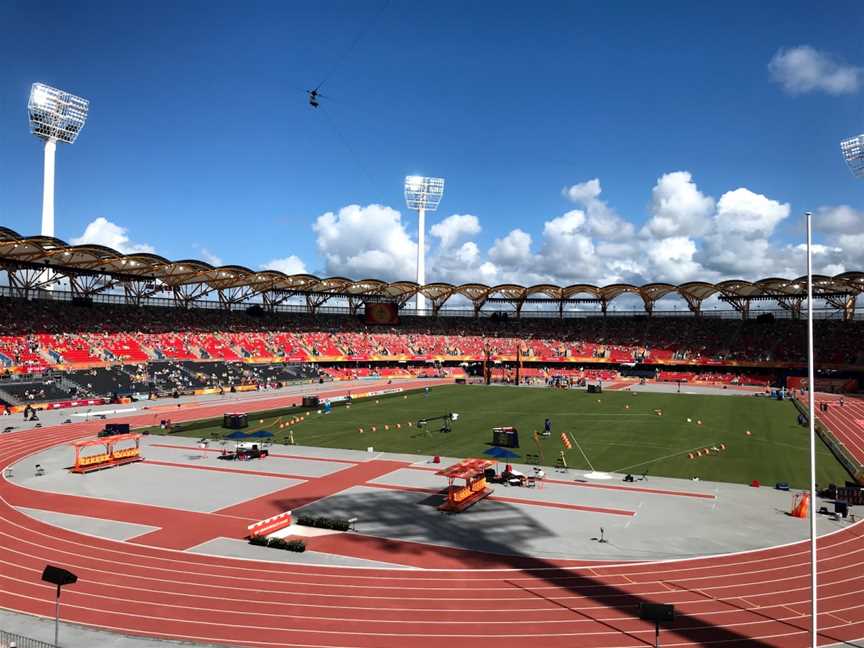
{"left": 1, "top": 227, "right": 863, "bottom": 414}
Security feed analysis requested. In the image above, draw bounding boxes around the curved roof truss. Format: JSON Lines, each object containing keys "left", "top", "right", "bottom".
{"left": 0, "top": 228, "right": 861, "bottom": 316}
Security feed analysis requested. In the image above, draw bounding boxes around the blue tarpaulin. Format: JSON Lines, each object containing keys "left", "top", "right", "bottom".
{"left": 483, "top": 446, "right": 520, "bottom": 459}
{"left": 225, "top": 430, "right": 273, "bottom": 440}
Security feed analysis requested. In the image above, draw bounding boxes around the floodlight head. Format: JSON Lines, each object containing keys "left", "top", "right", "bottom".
{"left": 28, "top": 83, "right": 89, "bottom": 144}
{"left": 840, "top": 134, "right": 864, "bottom": 179}
{"left": 404, "top": 176, "right": 445, "bottom": 211}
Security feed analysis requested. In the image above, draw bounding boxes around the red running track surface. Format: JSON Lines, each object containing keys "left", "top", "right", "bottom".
{"left": 0, "top": 383, "right": 863, "bottom": 647}
{"left": 811, "top": 394, "right": 864, "bottom": 466}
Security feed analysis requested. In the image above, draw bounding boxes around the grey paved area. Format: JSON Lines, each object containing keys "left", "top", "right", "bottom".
{"left": 626, "top": 382, "right": 764, "bottom": 397}
{"left": 15, "top": 506, "right": 159, "bottom": 540}
{"left": 296, "top": 480, "right": 851, "bottom": 561}
{"left": 11, "top": 434, "right": 858, "bottom": 562}
{"left": 0, "top": 609, "right": 228, "bottom": 648}
{"left": 10, "top": 443, "right": 302, "bottom": 513}
{"left": 187, "top": 537, "right": 414, "bottom": 569}
{"left": 143, "top": 437, "right": 353, "bottom": 477}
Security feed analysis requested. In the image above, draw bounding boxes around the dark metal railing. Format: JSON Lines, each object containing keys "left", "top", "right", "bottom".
{"left": 0, "top": 629, "right": 56, "bottom": 648}
{"left": 0, "top": 285, "right": 855, "bottom": 320}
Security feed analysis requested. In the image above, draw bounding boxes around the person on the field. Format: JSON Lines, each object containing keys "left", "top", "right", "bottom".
{"left": 543, "top": 418, "right": 552, "bottom": 436}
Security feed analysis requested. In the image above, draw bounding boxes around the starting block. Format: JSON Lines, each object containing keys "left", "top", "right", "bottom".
{"left": 247, "top": 511, "right": 293, "bottom": 538}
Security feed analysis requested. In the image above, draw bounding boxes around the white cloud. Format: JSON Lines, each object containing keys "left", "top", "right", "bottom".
{"left": 769, "top": 45, "right": 862, "bottom": 95}
{"left": 836, "top": 233, "right": 864, "bottom": 268}
{"left": 714, "top": 188, "right": 790, "bottom": 238}
{"left": 430, "top": 214, "right": 481, "bottom": 249}
{"left": 262, "top": 255, "right": 308, "bottom": 275}
{"left": 644, "top": 236, "right": 705, "bottom": 284}
{"left": 562, "top": 178, "right": 602, "bottom": 204}
{"left": 538, "top": 211, "right": 596, "bottom": 274}
{"left": 305, "top": 176, "right": 861, "bottom": 291}
{"left": 71, "top": 217, "right": 154, "bottom": 254}
{"left": 563, "top": 178, "right": 634, "bottom": 240}
{"left": 643, "top": 171, "right": 714, "bottom": 238}
{"left": 816, "top": 205, "right": 863, "bottom": 234}
{"left": 313, "top": 204, "right": 416, "bottom": 281}
{"left": 701, "top": 234, "right": 775, "bottom": 276}
{"left": 489, "top": 229, "right": 533, "bottom": 268}
{"left": 697, "top": 188, "right": 790, "bottom": 276}
{"left": 543, "top": 209, "right": 586, "bottom": 237}
{"left": 197, "top": 247, "right": 223, "bottom": 267}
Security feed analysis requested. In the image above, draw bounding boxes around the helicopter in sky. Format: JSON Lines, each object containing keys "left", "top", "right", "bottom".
{"left": 307, "top": 89, "right": 321, "bottom": 108}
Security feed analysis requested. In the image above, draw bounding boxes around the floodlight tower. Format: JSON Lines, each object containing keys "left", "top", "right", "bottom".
{"left": 841, "top": 134, "right": 864, "bottom": 178}
{"left": 404, "top": 176, "right": 445, "bottom": 312}
{"left": 28, "top": 83, "right": 90, "bottom": 237}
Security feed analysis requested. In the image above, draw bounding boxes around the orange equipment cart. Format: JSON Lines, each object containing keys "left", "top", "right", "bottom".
{"left": 71, "top": 433, "right": 144, "bottom": 474}
{"left": 436, "top": 458, "right": 495, "bottom": 512}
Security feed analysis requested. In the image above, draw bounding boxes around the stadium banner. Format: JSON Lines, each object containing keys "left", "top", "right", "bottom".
{"left": 356, "top": 387, "right": 405, "bottom": 399}
{"left": 11, "top": 397, "right": 107, "bottom": 413}
{"left": 365, "top": 302, "right": 399, "bottom": 326}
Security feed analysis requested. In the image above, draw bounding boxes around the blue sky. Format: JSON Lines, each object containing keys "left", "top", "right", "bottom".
{"left": 0, "top": 0, "right": 862, "bottom": 287}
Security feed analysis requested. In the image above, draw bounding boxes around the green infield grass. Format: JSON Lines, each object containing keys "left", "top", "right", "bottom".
{"left": 147, "top": 384, "right": 850, "bottom": 489}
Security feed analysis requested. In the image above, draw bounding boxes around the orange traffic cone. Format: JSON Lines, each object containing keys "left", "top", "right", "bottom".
{"left": 791, "top": 492, "right": 810, "bottom": 518}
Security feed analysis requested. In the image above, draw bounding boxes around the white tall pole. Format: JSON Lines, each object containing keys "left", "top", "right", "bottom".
{"left": 805, "top": 210, "right": 818, "bottom": 648}
{"left": 416, "top": 206, "right": 426, "bottom": 312}
{"left": 54, "top": 585, "right": 61, "bottom": 647}
{"left": 41, "top": 139, "right": 57, "bottom": 237}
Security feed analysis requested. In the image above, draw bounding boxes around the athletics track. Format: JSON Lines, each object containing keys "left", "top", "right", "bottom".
{"left": 0, "top": 381, "right": 863, "bottom": 647}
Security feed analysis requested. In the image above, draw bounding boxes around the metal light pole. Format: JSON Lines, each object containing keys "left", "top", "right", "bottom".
{"left": 404, "top": 176, "right": 445, "bottom": 313}
{"left": 805, "top": 211, "right": 818, "bottom": 648}
{"left": 41, "top": 565, "right": 77, "bottom": 648}
{"left": 28, "top": 83, "right": 90, "bottom": 237}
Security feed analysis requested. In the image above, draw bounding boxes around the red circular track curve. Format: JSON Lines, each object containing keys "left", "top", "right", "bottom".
{"left": 1, "top": 384, "right": 863, "bottom": 648}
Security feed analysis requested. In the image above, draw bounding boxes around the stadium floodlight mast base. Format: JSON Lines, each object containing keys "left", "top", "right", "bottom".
{"left": 404, "top": 176, "right": 445, "bottom": 312}
{"left": 805, "top": 210, "right": 817, "bottom": 648}
{"left": 28, "top": 83, "right": 90, "bottom": 237}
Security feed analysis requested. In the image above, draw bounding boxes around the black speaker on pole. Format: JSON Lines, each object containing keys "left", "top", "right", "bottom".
{"left": 42, "top": 565, "right": 77, "bottom": 587}
{"left": 42, "top": 565, "right": 77, "bottom": 648}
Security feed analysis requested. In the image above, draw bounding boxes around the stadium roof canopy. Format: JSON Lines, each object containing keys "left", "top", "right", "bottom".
{"left": 0, "top": 227, "right": 861, "bottom": 319}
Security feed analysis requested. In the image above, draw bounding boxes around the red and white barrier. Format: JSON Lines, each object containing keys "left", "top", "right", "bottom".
{"left": 247, "top": 511, "right": 293, "bottom": 538}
